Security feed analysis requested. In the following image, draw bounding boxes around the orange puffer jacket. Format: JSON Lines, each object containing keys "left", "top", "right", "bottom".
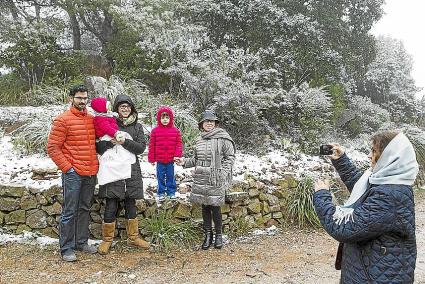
{"left": 47, "top": 107, "right": 99, "bottom": 176}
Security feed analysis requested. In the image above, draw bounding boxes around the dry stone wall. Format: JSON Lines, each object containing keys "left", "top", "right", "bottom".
{"left": 0, "top": 176, "right": 299, "bottom": 239}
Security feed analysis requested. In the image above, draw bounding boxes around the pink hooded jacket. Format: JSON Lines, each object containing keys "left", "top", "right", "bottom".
{"left": 148, "top": 106, "right": 183, "bottom": 163}
{"left": 91, "top": 97, "right": 119, "bottom": 138}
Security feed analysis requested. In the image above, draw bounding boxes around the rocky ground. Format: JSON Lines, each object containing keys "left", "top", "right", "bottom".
{"left": 1, "top": 192, "right": 424, "bottom": 284}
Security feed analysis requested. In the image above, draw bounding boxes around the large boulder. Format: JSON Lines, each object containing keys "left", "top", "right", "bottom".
{"left": 0, "top": 197, "right": 20, "bottom": 211}
{"left": 26, "top": 209, "right": 48, "bottom": 229}
{"left": 89, "top": 223, "right": 102, "bottom": 239}
{"left": 39, "top": 227, "right": 59, "bottom": 238}
{"left": 247, "top": 199, "right": 262, "bottom": 214}
{"left": 4, "top": 210, "right": 26, "bottom": 224}
{"left": 220, "top": 203, "right": 231, "bottom": 214}
{"left": 191, "top": 204, "right": 203, "bottom": 219}
{"left": 173, "top": 201, "right": 191, "bottom": 219}
{"left": 31, "top": 165, "right": 59, "bottom": 180}
{"left": 229, "top": 206, "right": 247, "bottom": 218}
{"left": 41, "top": 185, "right": 62, "bottom": 203}
{"left": 0, "top": 211, "right": 5, "bottom": 225}
{"left": 42, "top": 202, "right": 62, "bottom": 216}
{"left": 225, "top": 192, "right": 249, "bottom": 203}
{"left": 16, "top": 224, "right": 32, "bottom": 234}
{"left": 135, "top": 200, "right": 147, "bottom": 212}
{"left": 20, "top": 194, "right": 39, "bottom": 210}
{"left": 36, "top": 193, "right": 49, "bottom": 205}
{"left": 0, "top": 184, "right": 26, "bottom": 198}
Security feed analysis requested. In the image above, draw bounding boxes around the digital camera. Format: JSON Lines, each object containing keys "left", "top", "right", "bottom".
{"left": 319, "top": 144, "right": 333, "bottom": 155}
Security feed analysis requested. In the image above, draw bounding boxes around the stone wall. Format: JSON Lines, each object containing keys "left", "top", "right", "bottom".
{"left": 0, "top": 175, "right": 299, "bottom": 239}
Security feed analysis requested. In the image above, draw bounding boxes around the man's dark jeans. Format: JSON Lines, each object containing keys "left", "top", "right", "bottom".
{"left": 60, "top": 171, "right": 95, "bottom": 255}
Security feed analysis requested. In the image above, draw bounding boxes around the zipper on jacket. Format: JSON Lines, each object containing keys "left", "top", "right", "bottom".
{"left": 124, "top": 180, "right": 127, "bottom": 192}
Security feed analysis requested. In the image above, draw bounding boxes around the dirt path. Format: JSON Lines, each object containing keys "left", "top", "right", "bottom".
{"left": 1, "top": 197, "right": 424, "bottom": 284}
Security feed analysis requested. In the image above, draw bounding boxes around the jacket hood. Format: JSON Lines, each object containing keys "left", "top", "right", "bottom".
{"left": 91, "top": 97, "right": 108, "bottom": 113}
{"left": 156, "top": 106, "right": 175, "bottom": 127}
{"left": 113, "top": 94, "right": 137, "bottom": 113}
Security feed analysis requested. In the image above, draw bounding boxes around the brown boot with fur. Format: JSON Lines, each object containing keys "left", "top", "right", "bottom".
{"left": 126, "top": 219, "right": 150, "bottom": 249}
{"left": 98, "top": 222, "right": 115, "bottom": 255}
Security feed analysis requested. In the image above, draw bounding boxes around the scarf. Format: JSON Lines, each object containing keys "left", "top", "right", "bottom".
{"left": 201, "top": 127, "right": 236, "bottom": 187}
{"left": 333, "top": 132, "right": 419, "bottom": 225}
{"left": 118, "top": 112, "right": 137, "bottom": 126}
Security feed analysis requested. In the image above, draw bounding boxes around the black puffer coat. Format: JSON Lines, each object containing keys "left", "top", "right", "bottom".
{"left": 314, "top": 154, "right": 416, "bottom": 284}
{"left": 96, "top": 95, "right": 146, "bottom": 200}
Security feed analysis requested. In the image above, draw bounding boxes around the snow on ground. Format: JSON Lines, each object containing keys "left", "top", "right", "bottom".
{"left": 0, "top": 229, "right": 101, "bottom": 246}
{"left": 0, "top": 136, "right": 61, "bottom": 190}
{"left": 0, "top": 132, "right": 368, "bottom": 193}
{"left": 0, "top": 230, "right": 58, "bottom": 246}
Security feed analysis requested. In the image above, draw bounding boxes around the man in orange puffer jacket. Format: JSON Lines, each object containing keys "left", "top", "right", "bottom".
{"left": 47, "top": 85, "right": 99, "bottom": 262}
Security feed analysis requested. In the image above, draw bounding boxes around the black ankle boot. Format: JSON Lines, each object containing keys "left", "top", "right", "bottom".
{"left": 202, "top": 229, "right": 213, "bottom": 250}
{"left": 214, "top": 233, "right": 223, "bottom": 249}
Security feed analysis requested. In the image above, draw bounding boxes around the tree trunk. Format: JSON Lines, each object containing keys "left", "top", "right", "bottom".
{"left": 69, "top": 12, "right": 81, "bottom": 50}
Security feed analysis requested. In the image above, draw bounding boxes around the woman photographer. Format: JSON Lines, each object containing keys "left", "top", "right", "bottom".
{"left": 314, "top": 130, "right": 419, "bottom": 283}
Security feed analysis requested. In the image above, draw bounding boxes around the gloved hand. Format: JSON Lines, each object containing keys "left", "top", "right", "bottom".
{"left": 115, "top": 131, "right": 125, "bottom": 142}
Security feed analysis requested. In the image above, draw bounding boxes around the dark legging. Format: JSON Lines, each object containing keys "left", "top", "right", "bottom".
{"left": 202, "top": 204, "right": 222, "bottom": 233}
{"left": 104, "top": 198, "right": 137, "bottom": 223}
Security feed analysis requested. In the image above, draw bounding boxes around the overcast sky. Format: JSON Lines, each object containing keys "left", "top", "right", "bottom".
{"left": 371, "top": 0, "right": 425, "bottom": 99}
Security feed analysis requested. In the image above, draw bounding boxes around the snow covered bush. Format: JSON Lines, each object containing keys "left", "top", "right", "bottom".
{"left": 11, "top": 113, "right": 54, "bottom": 154}
{"left": 404, "top": 126, "right": 425, "bottom": 186}
{"left": 27, "top": 85, "right": 69, "bottom": 106}
{"left": 264, "top": 84, "right": 332, "bottom": 153}
{"left": 344, "top": 95, "right": 391, "bottom": 136}
{"left": 213, "top": 93, "right": 274, "bottom": 154}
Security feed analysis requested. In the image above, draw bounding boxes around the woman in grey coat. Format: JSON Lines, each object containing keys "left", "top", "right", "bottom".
{"left": 175, "top": 110, "right": 236, "bottom": 249}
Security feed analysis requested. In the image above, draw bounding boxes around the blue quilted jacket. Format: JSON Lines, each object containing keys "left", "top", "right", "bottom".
{"left": 314, "top": 154, "right": 416, "bottom": 284}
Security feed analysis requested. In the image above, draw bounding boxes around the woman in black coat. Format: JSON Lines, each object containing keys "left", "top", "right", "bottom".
{"left": 96, "top": 94, "right": 150, "bottom": 254}
{"left": 314, "top": 130, "right": 419, "bottom": 283}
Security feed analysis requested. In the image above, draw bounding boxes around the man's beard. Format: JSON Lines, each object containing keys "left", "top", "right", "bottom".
{"left": 74, "top": 103, "right": 86, "bottom": 110}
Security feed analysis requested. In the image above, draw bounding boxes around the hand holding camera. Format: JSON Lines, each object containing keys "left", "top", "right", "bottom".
{"left": 320, "top": 143, "right": 344, "bottom": 160}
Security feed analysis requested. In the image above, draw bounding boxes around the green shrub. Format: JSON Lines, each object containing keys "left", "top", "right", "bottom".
{"left": 227, "top": 215, "right": 252, "bottom": 238}
{"left": 10, "top": 113, "right": 54, "bottom": 154}
{"left": 26, "top": 84, "right": 71, "bottom": 106}
{"left": 173, "top": 112, "right": 199, "bottom": 156}
{"left": 284, "top": 176, "right": 321, "bottom": 228}
{"left": 141, "top": 209, "right": 202, "bottom": 252}
{"left": 328, "top": 83, "right": 346, "bottom": 124}
{"left": 0, "top": 73, "right": 29, "bottom": 105}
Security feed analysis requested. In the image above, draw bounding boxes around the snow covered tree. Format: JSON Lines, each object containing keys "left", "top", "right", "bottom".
{"left": 359, "top": 36, "right": 420, "bottom": 123}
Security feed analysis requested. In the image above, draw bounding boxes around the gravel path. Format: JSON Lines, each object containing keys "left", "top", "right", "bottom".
{"left": 1, "top": 196, "right": 424, "bottom": 284}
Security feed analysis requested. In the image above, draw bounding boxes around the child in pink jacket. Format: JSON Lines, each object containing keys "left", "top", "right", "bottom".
{"left": 148, "top": 106, "right": 183, "bottom": 200}
{"left": 91, "top": 97, "right": 124, "bottom": 142}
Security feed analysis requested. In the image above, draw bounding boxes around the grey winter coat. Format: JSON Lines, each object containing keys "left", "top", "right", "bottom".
{"left": 184, "top": 127, "right": 236, "bottom": 206}
{"left": 314, "top": 154, "right": 416, "bottom": 284}
{"left": 95, "top": 95, "right": 146, "bottom": 200}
